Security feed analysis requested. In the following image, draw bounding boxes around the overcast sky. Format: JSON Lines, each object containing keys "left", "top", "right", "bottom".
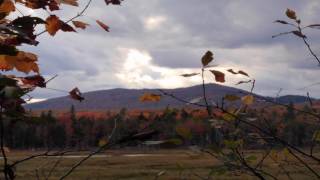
{"left": 16, "top": 0, "right": 320, "bottom": 101}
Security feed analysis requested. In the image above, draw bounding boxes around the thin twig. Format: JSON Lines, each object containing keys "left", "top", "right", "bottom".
{"left": 0, "top": 108, "right": 9, "bottom": 180}
{"left": 201, "top": 68, "right": 212, "bottom": 116}
{"left": 36, "top": 0, "right": 93, "bottom": 36}
{"left": 287, "top": 148, "right": 320, "bottom": 179}
{"left": 59, "top": 116, "right": 120, "bottom": 180}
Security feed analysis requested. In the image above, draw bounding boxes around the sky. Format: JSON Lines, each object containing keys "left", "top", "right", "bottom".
{"left": 14, "top": 0, "right": 320, "bottom": 101}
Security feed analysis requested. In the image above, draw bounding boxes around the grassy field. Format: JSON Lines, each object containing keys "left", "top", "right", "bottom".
{"left": 0, "top": 149, "right": 319, "bottom": 180}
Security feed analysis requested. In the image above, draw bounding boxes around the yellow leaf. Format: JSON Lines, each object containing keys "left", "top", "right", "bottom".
{"left": 0, "top": 0, "right": 15, "bottom": 13}
{"left": 139, "top": 93, "right": 161, "bottom": 102}
{"left": 98, "top": 138, "right": 108, "bottom": 147}
{"left": 224, "top": 94, "right": 240, "bottom": 101}
{"left": 46, "top": 15, "right": 61, "bottom": 36}
{"left": 222, "top": 113, "right": 235, "bottom": 121}
{"left": 282, "top": 148, "right": 290, "bottom": 158}
{"left": 201, "top": 51, "right": 213, "bottom": 67}
{"left": 176, "top": 126, "right": 192, "bottom": 140}
{"left": 313, "top": 130, "right": 320, "bottom": 142}
{"left": 72, "top": 21, "right": 89, "bottom": 29}
{"left": 241, "top": 95, "right": 254, "bottom": 105}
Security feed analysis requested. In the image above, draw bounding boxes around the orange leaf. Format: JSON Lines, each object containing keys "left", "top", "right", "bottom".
{"left": 210, "top": 70, "right": 225, "bottom": 83}
{"left": 0, "top": 0, "right": 15, "bottom": 14}
{"left": 0, "top": 51, "right": 39, "bottom": 74}
{"left": 46, "top": 15, "right": 61, "bottom": 36}
{"left": 139, "top": 93, "right": 161, "bottom": 102}
{"left": 72, "top": 21, "right": 89, "bottom": 29}
{"left": 286, "top": 8, "right": 297, "bottom": 20}
{"left": 96, "top": 20, "right": 110, "bottom": 32}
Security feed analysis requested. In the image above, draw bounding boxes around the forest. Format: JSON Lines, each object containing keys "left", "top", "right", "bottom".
{"left": 7, "top": 104, "right": 318, "bottom": 151}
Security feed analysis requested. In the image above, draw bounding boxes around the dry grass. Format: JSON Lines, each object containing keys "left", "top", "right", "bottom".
{"left": 0, "top": 149, "right": 319, "bottom": 180}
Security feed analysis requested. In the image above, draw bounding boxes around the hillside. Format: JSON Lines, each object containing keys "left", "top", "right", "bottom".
{"left": 25, "top": 84, "right": 315, "bottom": 111}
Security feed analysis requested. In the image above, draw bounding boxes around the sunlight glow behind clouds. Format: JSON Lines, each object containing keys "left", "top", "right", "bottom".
{"left": 116, "top": 49, "right": 203, "bottom": 89}
{"left": 144, "top": 16, "right": 167, "bottom": 30}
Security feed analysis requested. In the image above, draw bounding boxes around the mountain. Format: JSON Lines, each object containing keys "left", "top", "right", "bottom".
{"left": 25, "top": 84, "right": 315, "bottom": 111}
{"left": 272, "top": 95, "right": 315, "bottom": 104}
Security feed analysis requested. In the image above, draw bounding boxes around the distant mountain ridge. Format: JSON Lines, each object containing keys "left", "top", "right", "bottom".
{"left": 25, "top": 84, "right": 316, "bottom": 111}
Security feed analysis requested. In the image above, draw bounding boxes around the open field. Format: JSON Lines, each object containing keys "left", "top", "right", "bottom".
{"left": 1, "top": 149, "right": 320, "bottom": 180}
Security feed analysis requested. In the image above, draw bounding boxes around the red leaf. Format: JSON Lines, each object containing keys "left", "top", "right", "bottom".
{"left": 96, "top": 20, "right": 109, "bottom": 32}
{"left": 210, "top": 70, "right": 225, "bottom": 83}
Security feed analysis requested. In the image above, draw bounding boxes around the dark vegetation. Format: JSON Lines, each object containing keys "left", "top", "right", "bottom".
{"left": 9, "top": 102, "right": 320, "bottom": 150}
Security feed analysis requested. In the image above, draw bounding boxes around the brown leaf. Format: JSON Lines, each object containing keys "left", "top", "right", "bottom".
{"left": 23, "top": 75, "right": 45, "bottom": 87}
{"left": 72, "top": 21, "right": 89, "bottom": 29}
{"left": 210, "top": 70, "right": 225, "bottom": 83}
{"left": 227, "top": 69, "right": 237, "bottom": 74}
{"left": 60, "top": 22, "right": 76, "bottom": 32}
{"left": 274, "top": 20, "right": 289, "bottom": 25}
{"left": 96, "top": 20, "right": 109, "bottom": 32}
{"left": 57, "top": 0, "right": 78, "bottom": 6}
{"left": 46, "top": 15, "right": 61, "bottom": 36}
{"left": 292, "top": 31, "right": 306, "bottom": 38}
{"left": 227, "top": 69, "right": 249, "bottom": 77}
{"left": 180, "top": 73, "right": 199, "bottom": 77}
{"left": 235, "top": 80, "right": 252, "bottom": 85}
{"left": 69, "top": 87, "right": 84, "bottom": 102}
{"left": 306, "top": 24, "right": 320, "bottom": 29}
{"left": 286, "top": 8, "right": 297, "bottom": 20}
{"left": 105, "top": 0, "right": 123, "bottom": 5}
{"left": 201, "top": 51, "right": 213, "bottom": 67}
{"left": 139, "top": 93, "right": 161, "bottom": 102}
{"left": 238, "top": 70, "right": 249, "bottom": 77}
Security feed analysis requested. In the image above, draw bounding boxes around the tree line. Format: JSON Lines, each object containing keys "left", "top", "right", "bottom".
{"left": 2, "top": 103, "right": 319, "bottom": 150}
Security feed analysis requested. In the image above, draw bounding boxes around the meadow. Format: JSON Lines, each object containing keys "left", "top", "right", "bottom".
{"left": 1, "top": 149, "right": 319, "bottom": 180}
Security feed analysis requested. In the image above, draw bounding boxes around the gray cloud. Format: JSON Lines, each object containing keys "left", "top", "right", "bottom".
{"left": 16, "top": 0, "right": 320, "bottom": 99}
